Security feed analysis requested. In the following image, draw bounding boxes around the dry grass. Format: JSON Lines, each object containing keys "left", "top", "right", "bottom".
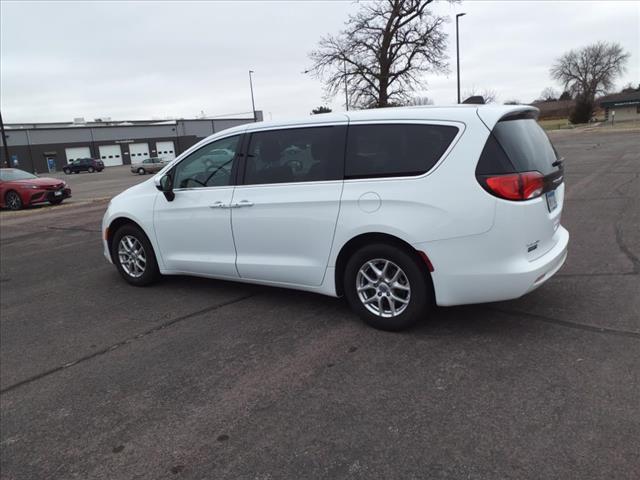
{"left": 538, "top": 118, "right": 572, "bottom": 131}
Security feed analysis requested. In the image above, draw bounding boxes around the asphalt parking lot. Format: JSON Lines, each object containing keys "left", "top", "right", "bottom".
{"left": 1, "top": 128, "right": 639, "bottom": 479}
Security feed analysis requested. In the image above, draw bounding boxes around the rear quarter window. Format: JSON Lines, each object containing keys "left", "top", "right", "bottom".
{"left": 345, "top": 124, "right": 459, "bottom": 179}
{"left": 477, "top": 117, "right": 560, "bottom": 176}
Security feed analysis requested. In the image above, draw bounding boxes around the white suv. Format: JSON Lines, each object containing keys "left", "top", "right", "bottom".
{"left": 102, "top": 105, "right": 568, "bottom": 330}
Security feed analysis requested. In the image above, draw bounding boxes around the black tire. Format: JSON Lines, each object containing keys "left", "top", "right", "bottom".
{"left": 5, "top": 191, "right": 23, "bottom": 211}
{"left": 137, "top": 168, "right": 145, "bottom": 175}
{"left": 88, "top": 166, "right": 95, "bottom": 173}
{"left": 343, "top": 243, "right": 432, "bottom": 331}
{"left": 63, "top": 168, "right": 71, "bottom": 175}
{"left": 111, "top": 224, "right": 160, "bottom": 286}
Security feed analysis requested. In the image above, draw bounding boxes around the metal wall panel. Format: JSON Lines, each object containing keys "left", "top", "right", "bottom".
{"left": 28, "top": 128, "right": 92, "bottom": 145}
{"left": 212, "top": 119, "right": 250, "bottom": 133}
{"left": 178, "top": 120, "right": 214, "bottom": 138}
{"left": 91, "top": 125, "right": 177, "bottom": 141}
{"left": 2, "top": 130, "right": 29, "bottom": 146}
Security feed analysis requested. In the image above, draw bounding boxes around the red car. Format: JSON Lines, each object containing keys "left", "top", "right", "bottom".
{"left": 0, "top": 168, "right": 72, "bottom": 210}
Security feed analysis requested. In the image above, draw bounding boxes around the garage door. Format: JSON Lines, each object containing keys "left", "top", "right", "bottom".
{"left": 155, "top": 141, "right": 176, "bottom": 161}
{"left": 65, "top": 146, "right": 91, "bottom": 163}
{"left": 129, "top": 143, "right": 150, "bottom": 165}
{"left": 98, "top": 145, "right": 123, "bottom": 167}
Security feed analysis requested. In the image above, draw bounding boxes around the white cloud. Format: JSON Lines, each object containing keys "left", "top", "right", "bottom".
{"left": 1, "top": 0, "right": 638, "bottom": 122}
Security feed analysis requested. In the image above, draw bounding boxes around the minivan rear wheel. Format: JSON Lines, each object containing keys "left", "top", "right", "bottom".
{"left": 344, "top": 243, "right": 432, "bottom": 331}
{"left": 111, "top": 224, "right": 160, "bottom": 286}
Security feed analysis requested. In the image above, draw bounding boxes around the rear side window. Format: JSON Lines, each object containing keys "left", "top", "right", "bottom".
{"left": 345, "top": 124, "right": 458, "bottom": 179}
{"left": 477, "top": 117, "right": 560, "bottom": 176}
{"left": 244, "top": 126, "right": 346, "bottom": 185}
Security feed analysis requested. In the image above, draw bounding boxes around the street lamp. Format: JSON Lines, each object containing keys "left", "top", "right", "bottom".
{"left": 456, "top": 12, "right": 466, "bottom": 104}
{"left": 302, "top": 61, "right": 350, "bottom": 111}
{"left": 0, "top": 111, "right": 10, "bottom": 167}
{"left": 248, "top": 70, "right": 257, "bottom": 122}
{"left": 342, "top": 58, "right": 349, "bottom": 111}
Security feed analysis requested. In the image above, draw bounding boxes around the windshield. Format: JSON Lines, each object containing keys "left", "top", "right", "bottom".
{"left": 0, "top": 169, "right": 38, "bottom": 181}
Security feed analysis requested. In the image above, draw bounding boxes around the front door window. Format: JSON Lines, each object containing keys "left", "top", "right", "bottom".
{"left": 174, "top": 136, "right": 240, "bottom": 189}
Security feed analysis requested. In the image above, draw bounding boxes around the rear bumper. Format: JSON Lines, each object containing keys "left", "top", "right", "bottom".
{"left": 417, "top": 226, "right": 569, "bottom": 307}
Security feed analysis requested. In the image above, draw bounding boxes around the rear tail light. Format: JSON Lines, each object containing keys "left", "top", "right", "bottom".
{"left": 480, "top": 171, "right": 544, "bottom": 201}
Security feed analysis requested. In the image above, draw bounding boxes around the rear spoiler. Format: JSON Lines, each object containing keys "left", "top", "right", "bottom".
{"left": 476, "top": 106, "right": 540, "bottom": 131}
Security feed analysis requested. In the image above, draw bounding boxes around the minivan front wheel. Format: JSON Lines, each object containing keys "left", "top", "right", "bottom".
{"left": 344, "top": 244, "right": 432, "bottom": 331}
{"left": 111, "top": 224, "right": 159, "bottom": 286}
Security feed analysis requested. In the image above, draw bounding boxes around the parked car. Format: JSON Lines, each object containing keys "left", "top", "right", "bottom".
{"left": 1, "top": 168, "right": 71, "bottom": 210}
{"left": 131, "top": 157, "right": 168, "bottom": 175}
{"left": 102, "top": 105, "right": 568, "bottom": 331}
{"left": 63, "top": 158, "right": 104, "bottom": 174}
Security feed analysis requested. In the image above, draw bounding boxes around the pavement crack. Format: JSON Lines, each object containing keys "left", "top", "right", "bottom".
{"left": 615, "top": 224, "right": 640, "bottom": 274}
{"left": 488, "top": 306, "right": 640, "bottom": 339}
{"left": 0, "top": 293, "right": 257, "bottom": 395}
{"left": 46, "top": 226, "right": 101, "bottom": 233}
{"left": 554, "top": 272, "right": 637, "bottom": 278}
{"left": 614, "top": 172, "right": 639, "bottom": 197}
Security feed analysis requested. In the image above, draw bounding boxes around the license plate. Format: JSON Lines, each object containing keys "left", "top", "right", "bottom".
{"left": 546, "top": 190, "right": 557, "bottom": 212}
{"left": 54, "top": 190, "right": 62, "bottom": 197}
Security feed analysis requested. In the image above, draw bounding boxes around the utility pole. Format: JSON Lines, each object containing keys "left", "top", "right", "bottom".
{"left": 248, "top": 70, "right": 257, "bottom": 122}
{"left": 456, "top": 13, "right": 466, "bottom": 104}
{"left": 0, "top": 111, "right": 10, "bottom": 167}
{"left": 343, "top": 58, "right": 349, "bottom": 111}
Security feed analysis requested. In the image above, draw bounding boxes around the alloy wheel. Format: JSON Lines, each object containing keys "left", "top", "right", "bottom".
{"left": 118, "top": 235, "right": 147, "bottom": 278}
{"left": 356, "top": 258, "right": 411, "bottom": 318}
{"left": 6, "top": 192, "right": 22, "bottom": 210}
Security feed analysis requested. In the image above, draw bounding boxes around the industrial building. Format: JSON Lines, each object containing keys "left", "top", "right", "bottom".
{"left": 598, "top": 91, "right": 640, "bottom": 122}
{"left": 0, "top": 113, "right": 262, "bottom": 173}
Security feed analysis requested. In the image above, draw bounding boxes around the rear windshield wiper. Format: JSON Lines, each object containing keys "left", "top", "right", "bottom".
{"left": 552, "top": 157, "right": 564, "bottom": 168}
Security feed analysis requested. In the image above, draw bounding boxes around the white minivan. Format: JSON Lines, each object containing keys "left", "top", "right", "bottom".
{"left": 102, "top": 105, "right": 568, "bottom": 330}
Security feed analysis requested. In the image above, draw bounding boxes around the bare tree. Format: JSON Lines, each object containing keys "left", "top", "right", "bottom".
{"left": 538, "top": 87, "right": 559, "bottom": 102}
{"left": 406, "top": 95, "right": 434, "bottom": 106}
{"left": 311, "top": 106, "right": 332, "bottom": 115}
{"left": 503, "top": 99, "right": 521, "bottom": 105}
{"left": 550, "top": 41, "right": 629, "bottom": 122}
{"left": 462, "top": 87, "right": 497, "bottom": 104}
{"left": 308, "top": 0, "right": 450, "bottom": 109}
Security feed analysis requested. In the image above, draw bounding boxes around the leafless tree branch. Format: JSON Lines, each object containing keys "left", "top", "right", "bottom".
{"left": 308, "top": 0, "right": 452, "bottom": 109}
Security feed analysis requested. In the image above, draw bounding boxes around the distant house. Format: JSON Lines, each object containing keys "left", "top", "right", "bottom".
{"left": 530, "top": 99, "right": 574, "bottom": 120}
{"left": 598, "top": 91, "right": 640, "bottom": 122}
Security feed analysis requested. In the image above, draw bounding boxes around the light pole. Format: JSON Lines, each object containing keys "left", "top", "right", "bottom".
{"left": 343, "top": 58, "right": 349, "bottom": 111}
{"left": 0, "top": 111, "right": 10, "bottom": 167}
{"left": 248, "top": 70, "right": 256, "bottom": 122}
{"left": 303, "top": 61, "right": 349, "bottom": 111}
{"left": 456, "top": 13, "right": 466, "bottom": 104}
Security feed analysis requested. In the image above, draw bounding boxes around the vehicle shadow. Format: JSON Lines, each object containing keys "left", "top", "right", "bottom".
{"left": 157, "top": 274, "right": 529, "bottom": 338}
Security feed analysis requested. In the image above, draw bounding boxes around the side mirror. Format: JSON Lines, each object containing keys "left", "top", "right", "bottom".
{"left": 156, "top": 173, "right": 175, "bottom": 201}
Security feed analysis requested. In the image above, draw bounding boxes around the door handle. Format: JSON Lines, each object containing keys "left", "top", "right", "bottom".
{"left": 231, "top": 200, "right": 254, "bottom": 208}
{"left": 209, "top": 201, "right": 228, "bottom": 209}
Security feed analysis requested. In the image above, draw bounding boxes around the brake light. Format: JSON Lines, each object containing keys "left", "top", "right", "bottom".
{"left": 482, "top": 171, "right": 544, "bottom": 201}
